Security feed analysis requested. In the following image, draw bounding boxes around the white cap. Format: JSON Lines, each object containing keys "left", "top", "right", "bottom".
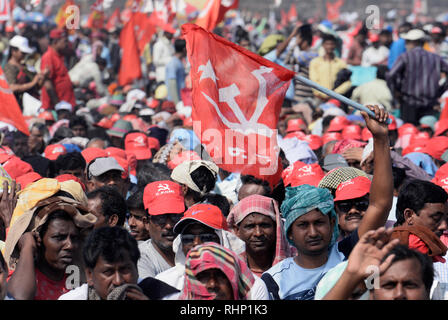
{"left": 55, "top": 101, "right": 73, "bottom": 112}
{"left": 9, "top": 35, "right": 34, "bottom": 54}
{"left": 400, "top": 29, "right": 426, "bottom": 41}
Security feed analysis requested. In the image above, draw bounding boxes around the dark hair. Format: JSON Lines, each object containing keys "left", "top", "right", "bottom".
{"left": 186, "top": 165, "right": 217, "bottom": 202}
{"left": 174, "top": 39, "right": 186, "bottom": 53}
{"left": 202, "top": 194, "right": 231, "bottom": 217}
{"left": 86, "top": 186, "right": 128, "bottom": 226}
{"left": 376, "top": 65, "right": 388, "bottom": 80}
{"left": 95, "top": 56, "right": 107, "bottom": 67}
{"left": 69, "top": 116, "right": 88, "bottom": 130}
{"left": 55, "top": 151, "right": 86, "bottom": 173}
{"left": 0, "top": 251, "right": 6, "bottom": 272}
{"left": 322, "top": 115, "right": 336, "bottom": 133}
{"left": 12, "top": 130, "right": 28, "bottom": 142}
{"left": 298, "top": 24, "right": 313, "bottom": 45}
{"left": 83, "top": 226, "right": 140, "bottom": 269}
{"left": 37, "top": 209, "right": 75, "bottom": 240}
{"left": 381, "top": 244, "right": 434, "bottom": 294}
{"left": 396, "top": 179, "right": 448, "bottom": 225}
{"left": 136, "top": 162, "right": 171, "bottom": 188}
{"left": 126, "top": 188, "right": 145, "bottom": 211}
{"left": 322, "top": 34, "right": 337, "bottom": 43}
{"left": 240, "top": 175, "right": 272, "bottom": 196}
{"left": 50, "top": 126, "right": 74, "bottom": 144}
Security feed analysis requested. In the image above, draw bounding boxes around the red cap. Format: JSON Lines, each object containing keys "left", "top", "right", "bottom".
{"left": 402, "top": 141, "right": 427, "bottom": 156}
{"left": 147, "top": 137, "right": 160, "bottom": 151}
{"left": 422, "top": 136, "right": 448, "bottom": 160}
{"left": 44, "top": 144, "right": 67, "bottom": 161}
{"left": 0, "top": 146, "right": 14, "bottom": 156}
{"left": 123, "top": 114, "right": 137, "bottom": 121}
{"left": 327, "top": 116, "right": 351, "bottom": 132}
{"left": 124, "top": 132, "right": 152, "bottom": 160}
{"left": 3, "top": 157, "right": 33, "bottom": 179}
{"left": 143, "top": 180, "right": 185, "bottom": 215}
{"left": 302, "top": 134, "right": 323, "bottom": 150}
{"left": 0, "top": 153, "right": 13, "bottom": 165}
{"left": 398, "top": 123, "right": 419, "bottom": 137}
{"left": 342, "top": 124, "right": 362, "bottom": 141}
{"left": 5, "top": 25, "right": 14, "bottom": 32}
{"left": 328, "top": 99, "right": 341, "bottom": 107}
{"left": 369, "top": 33, "right": 380, "bottom": 42}
{"left": 55, "top": 174, "right": 86, "bottom": 191}
{"left": 322, "top": 132, "right": 342, "bottom": 145}
{"left": 112, "top": 156, "right": 129, "bottom": 180}
{"left": 161, "top": 101, "right": 176, "bottom": 113}
{"left": 334, "top": 176, "right": 372, "bottom": 202}
{"left": 409, "top": 131, "right": 430, "bottom": 146}
{"left": 96, "top": 117, "right": 114, "bottom": 129}
{"left": 286, "top": 118, "right": 306, "bottom": 133}
{"left": 173, "top": 203, "right": 227, "bottom": 234}
{"left": 81, "top": 147, "right": 108, "bottom": 164}
{"left": 434, "top": 119, "right": 448, "bottom": 137}
{"left": 183, "top": 117, "right": 193, "bottom": 127}
{"left": 361, "top": 127, "right": 373, "bottom": 141}
{"left": 38, "top": 111, "right": 55, "bottom": 121}
{"left": 167, "top": 151, "right": 201, "bottom": 170}
{"left": 284, "top": 131, "right": 306, "bottom": 140}
{"left": 283, "top": 162, "right": 325, "bottom": 187}
{"left": 49, "top": 28, "right": 67, "bottom": 39}
{"left": 125, "top": 151, "right": 137, "bottom": 177}
{"left": 388, "top": 115, "right": 397, "bottom": 130}
{"left": 16, "top": 172, "right": 42, "bottom": 190}
{"left": 433, "top": 163, "right": 448, "bottom": 193}
{"left": 105, "top": 147, "right": 127, "bottom": 160}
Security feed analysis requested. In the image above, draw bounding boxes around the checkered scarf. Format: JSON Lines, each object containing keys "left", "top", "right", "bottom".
{"left": 227, "top": 195, "right": 295, "bottom": 267}
{"left": 179, "top": 243, "right": 255, "bottom": 300}
{"left": 318, "top": 167, "right": 370, "bottom": 193}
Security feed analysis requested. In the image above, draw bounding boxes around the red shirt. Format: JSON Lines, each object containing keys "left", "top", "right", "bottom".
{"left": 40, "top": 46, "right": 75, "bottom": 110}
{"left": 34, "top": 268, "right": 69, "bottom": 300}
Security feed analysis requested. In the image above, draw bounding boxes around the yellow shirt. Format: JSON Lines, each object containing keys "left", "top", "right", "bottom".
{"left": 309, "top": 56, "right": 348, "bottom": 99}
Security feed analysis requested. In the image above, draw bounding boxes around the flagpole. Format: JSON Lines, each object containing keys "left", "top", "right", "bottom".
{"left": 294, "top": 73, "right": 392, "bottom": 124}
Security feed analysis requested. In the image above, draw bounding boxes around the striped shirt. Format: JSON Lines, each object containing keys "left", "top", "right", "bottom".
{"left": 386, "top": 47, "right": 448, "bottom": 108}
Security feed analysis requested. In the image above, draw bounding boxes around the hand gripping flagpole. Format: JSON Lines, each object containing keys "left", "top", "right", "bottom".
{"left": 294, "top": 73, "right": 392, "bottom": 125}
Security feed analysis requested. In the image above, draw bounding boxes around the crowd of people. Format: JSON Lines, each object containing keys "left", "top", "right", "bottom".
{"left": 0, "top": 3, "right": 447, "bottom": 301}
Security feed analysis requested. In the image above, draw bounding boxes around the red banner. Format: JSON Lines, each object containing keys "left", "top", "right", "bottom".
{"left": 195, "top": 0, "right": 238, "bottom": 31}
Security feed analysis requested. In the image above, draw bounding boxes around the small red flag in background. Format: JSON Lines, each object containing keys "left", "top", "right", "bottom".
{"left": 86, "top": 0, "right": 105, "bottom": 29}
{"left": 182, "top": 23, "right": 294, "bottom": 187}
{"left": 288, "top": 3, "right": 297, "bottom": 22}
{"left": 106, "top": 7, "right": 122, "bottom": 32}
{"left": 118, "top": 13, "right": 142, "bottom": 86}
{"left": 0, "top": 67, "right": 30, "bottom": 135}
{"left": 133, "top": 12, "right": 156, "bottom": 54}
{"left": 195, "top": 0, "right": 238, "bottom": 31}
{"left": 326, "top": 0, "right": 344, "bottom": 21}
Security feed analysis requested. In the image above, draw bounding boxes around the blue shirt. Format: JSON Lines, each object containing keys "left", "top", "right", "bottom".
{"left": 165, "top": 57, "right": 186, "bottom": 102}
{"left": 388, "top": 38, "right": 406, "bottom": 70}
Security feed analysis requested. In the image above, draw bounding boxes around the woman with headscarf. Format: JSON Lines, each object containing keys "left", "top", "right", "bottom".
{"left": 261, "top": 105, "right": 394, "bottom": 300}
{"left": 227, "top": 194, "right": 295, "bottom": 277}
{"left": 4, "top": 178, "right": 96, "bottom": 300}
{"left": 179, "top": 243, "right": 255, "bottom": 300}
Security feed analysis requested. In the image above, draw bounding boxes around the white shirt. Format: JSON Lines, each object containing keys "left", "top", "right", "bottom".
{"left": 137, "top": 239, "right": 173, "bottom": 279}
{"left": 361, "top": 45, "right": 390, "bottom": 67}
{"left": 152, "top": 35, "right": 174, "bottom": 83}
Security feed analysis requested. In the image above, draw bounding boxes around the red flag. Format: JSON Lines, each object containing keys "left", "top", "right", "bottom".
{"left": 133, "top": 12, "right": 156, "bottom": 55}
{"left": 280, "top": 9, "right": 287, "bottom": 26}
{"left": 106, "top": 8, "right": 122, "bottom": 32}
{"left": 195, "top": 0, "right": 238, "bottom": 31}
{"left": 118, "top": 13, "right": 142, "bottom": 86}
{"left": 182, "top": 23, "right": 294, "bottom": 187}
{"left": 149, "top": 10, "right": 176, "bottom": 34}
{"left": 0, "top": 67, "right": 29, "bottom": 135}
{"left": 288, "top": 4, "right": 297, "bottom": 22}
{"left": 326, "top": 0, "right": 344, "bottom": 21}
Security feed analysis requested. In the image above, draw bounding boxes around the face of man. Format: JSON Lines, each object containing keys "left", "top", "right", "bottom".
{"left": 28, "top": 127, "right": 44, "bottom": 154}
{"left": 196, "top": 268, "right": 234, "bottom": 300}
{"left": 88, "top": 170, "right": 126, "bottom": 196}
{"left": 238, "top": 184, "right": 266, "bottom": 201}
{"left": 181, "top": 223, "right": 220, "bottom": 257}
{"left": 322, "top": 40, "right": 336, "bottom": 56}
{"left": 371, "top": 259, "right": 429, "bottom": 300}
{"left": 288, "top": 209, "right": 334, "bottom": 256}
{"left": 12, "top": 137, "right": 29, "bottom": 159}
{"left": 86, "top": 252, "right": 138, "bottom": 300}
{"left": 39, "top": 218, "right": 80, "bottom": 271}
{"left": 406, "top": 202, "right": 448, "bottom": 237}
{"left": 59, "top": 168, "right": 86, "bottom": 186}
{"left": 71, "top": 125, "right": 87, "bottom": 138}
{"left": 148, "top": 214, "right": 183, "bottom": 252}
{"left": 235, "top": 213, "right": 276, "bottom": 255}
{"left": 128, "top": 210, "right": 150, "bottom": 241}
{"left": 335, "top": 195, "right": 369, "bottom": 236}
{"left": 88, "top": 196, "right": 117, "bottom": 229}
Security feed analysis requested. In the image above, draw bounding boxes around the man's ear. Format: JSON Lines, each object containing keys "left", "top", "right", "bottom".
{"left": 34, "top": 231, "right": 42, "bottom": 249}
{"left": 85, "top": 268, "right": 94, "bottom": 287}
{"left": 86, "top": 180, "right": 95, "bottom": 193}
{"left": 403, "top": 208, "right": 415, "bottom": 225}
{"left": 233, "top": 225, "right": 240, "bottom": 237}
{"left": 108, "top": 214, "right": 119, "bottom": 227}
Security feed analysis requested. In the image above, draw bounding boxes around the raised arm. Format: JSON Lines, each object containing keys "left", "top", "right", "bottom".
{"left": 357, "top": 105, "right": 393, "bottom": 238}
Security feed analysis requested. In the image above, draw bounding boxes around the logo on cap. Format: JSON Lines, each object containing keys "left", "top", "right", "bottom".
{"left": 337, "top": 180, "right": 355, "bottom": 191}
{"left": 134, "top": 135, "right": 146, "bottom": 147}
{"left": 441, "top": 178, "right": 448, "bottom": 185}
{"left": 52, "top": 147, "right": 65, "bottom": 154}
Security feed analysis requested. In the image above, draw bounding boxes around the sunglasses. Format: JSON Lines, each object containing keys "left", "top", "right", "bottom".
{"left": 336, "top": 200, "right": 369, "bottom": 213}
{"left": 181, "top": 233, "right": 220, "bottom": 245}
{"left": 150, "top": 214, "right": 182, "bottom": 226}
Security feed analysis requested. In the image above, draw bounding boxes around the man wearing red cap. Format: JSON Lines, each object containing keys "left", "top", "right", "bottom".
{"left": 40, "top": 28, "right": 75, "bottom": 110}
{"left": 138, "top": 180, "right": 186, "bottom": 279}
{"left": 333, "top": 176, "right": 372, "bottom": 238}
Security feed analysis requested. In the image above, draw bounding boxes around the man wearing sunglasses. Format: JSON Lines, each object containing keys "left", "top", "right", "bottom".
{"left": 334, "top": 176, "right": 371, "bottom": 239}
{"left": 137, "top": 180, "right": 186, "bottom": 279}
{"left": 155, "top": 203, "right": 269, "bottom": 299}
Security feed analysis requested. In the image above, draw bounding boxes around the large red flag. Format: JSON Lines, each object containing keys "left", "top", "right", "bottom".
{"left": 182, "top": 23, "right": 294, "bottom": 187}
{"left": 195, "top": 0, "right": 238, "bottom": 31}
{"left": 133, "top": 12, "right": 156, "bottom": 55}
{"left": 118, "top": 14, "right": 142, "bottom": 86}
{"left": 0, "top": 67, "right": 29, "bottom": 135}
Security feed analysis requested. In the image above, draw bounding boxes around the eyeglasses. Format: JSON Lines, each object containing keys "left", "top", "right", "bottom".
{"left": 150, "top": 214, "right": 182, "bottom": 226}
{"left": 181, "top": 233, "right": 220, "bottom": 245}
{"left": 336, "top": 200, "right": 369, "bottom": 213}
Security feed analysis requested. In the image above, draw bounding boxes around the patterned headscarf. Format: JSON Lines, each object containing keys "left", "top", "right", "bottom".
{"left": 281, "top": 184, "right": 339, "bottom": 247}
{"left": 179, "top": 243, "right": 255, "bottom": 300}
{"left": 227, "top": 195, "right": 295, "bottom": 269}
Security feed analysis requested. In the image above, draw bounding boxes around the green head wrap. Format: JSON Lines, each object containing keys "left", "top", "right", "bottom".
{"left": 281, "top": 184, "right": 339, "bottom": 247}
